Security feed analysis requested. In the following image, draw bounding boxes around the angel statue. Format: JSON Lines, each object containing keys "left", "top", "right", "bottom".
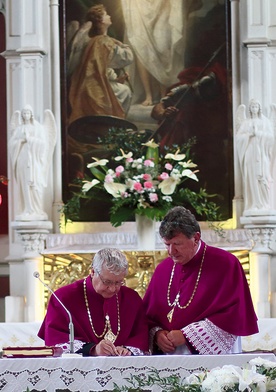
{"left": 236, "top": 99, "right": 276, "bottom": 216}
{"left": 9, "top": 105, "right": 57, "bottom": 221}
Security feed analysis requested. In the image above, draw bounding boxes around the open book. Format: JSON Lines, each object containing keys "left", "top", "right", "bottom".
{"left": 1, "top": 346, "right": 63, "bottom": 358}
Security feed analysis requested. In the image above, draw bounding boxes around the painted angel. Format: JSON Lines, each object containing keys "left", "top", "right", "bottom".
{"left": 66, "top": 5, "right": 134, "bottom": 124}
{"left": 66, "top": 20, "right": 92, "bottom": 77}
{"left": 235, "top": 99, "right": 276, "bottom": 215}
{"left": 9, "top": 105, "right": 57, "bottom": 221}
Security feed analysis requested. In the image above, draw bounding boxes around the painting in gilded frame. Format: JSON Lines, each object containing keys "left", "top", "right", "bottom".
{"left": 60, "top": 0, "right": 233, "bottom": 222}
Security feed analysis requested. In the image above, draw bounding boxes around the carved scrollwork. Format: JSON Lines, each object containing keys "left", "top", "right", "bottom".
{"left": 42, "top": 249, "right": 250, "bottom": 308}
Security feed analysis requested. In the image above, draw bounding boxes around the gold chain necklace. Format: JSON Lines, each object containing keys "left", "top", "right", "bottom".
{"left": 83, "top": 278, "right": 121, "bottom": 343}
{"left": 167, "top": 244, "right": 207, "bottom": 323}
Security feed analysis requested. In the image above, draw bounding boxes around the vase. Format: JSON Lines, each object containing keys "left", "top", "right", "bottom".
{"left": 135, "top": 214, "right": 156, "bottom": 250}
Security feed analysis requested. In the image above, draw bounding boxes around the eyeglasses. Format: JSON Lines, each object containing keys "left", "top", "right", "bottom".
{"left": 95, "top": 270, "right": 125, "bottom": 288}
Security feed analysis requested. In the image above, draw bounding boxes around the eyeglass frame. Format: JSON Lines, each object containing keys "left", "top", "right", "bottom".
{"left": 94, "top": 269, "right": 126, "bottom": 288}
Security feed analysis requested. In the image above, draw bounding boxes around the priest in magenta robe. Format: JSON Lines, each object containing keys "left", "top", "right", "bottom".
{"left": 143, "top": 206, "right": 258, "bottom": 355}
{"left": 38, "top": 248, "right": 149, "bottom": 356}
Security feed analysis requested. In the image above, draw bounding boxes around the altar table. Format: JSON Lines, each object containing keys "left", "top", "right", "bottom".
{"left": 0, "top": 353, "right": 275, "bottom": 392}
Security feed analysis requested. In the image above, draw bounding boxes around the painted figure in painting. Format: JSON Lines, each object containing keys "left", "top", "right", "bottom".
{"left": 9, "top": 105, "right": 57, "bottom": 221}
{"left": 236, "top": 100, "right": 276, "bottom": 215}
{"left": 68, "top": 4, "right": 134, "bottom": 125}
{"left": 121, "top": 0, "right": 186, "bottom": 106}
{"left": 147, "top": 1, "right": 231, "bottom": 219}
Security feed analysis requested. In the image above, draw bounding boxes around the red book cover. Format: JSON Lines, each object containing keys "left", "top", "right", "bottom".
{"left": 1, "top": 346, "right": 63, "bottom": 358}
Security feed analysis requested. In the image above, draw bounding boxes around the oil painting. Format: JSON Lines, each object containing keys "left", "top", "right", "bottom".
{"left": 60, "top": 0, "right": 233, "bottom": 222}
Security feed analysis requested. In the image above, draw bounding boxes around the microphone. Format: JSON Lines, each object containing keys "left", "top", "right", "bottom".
{"left": 33, "top": 271, "right": 75, "bottom": 354}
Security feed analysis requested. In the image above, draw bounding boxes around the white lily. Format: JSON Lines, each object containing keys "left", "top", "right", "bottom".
{"left": 104, "top": 182, "right": 127, "bottom": 198}
{"left": 165, "top": 149, "right": 186, "bottom": 161}
{"left": 141, "top": 138, "right": 159, "bottom": 148}
{"left": 158, "top": 177, "right": 180, "bottom": 195}
{"left": 182, "top": 169, "right": 199, "bottom": 181}
{"left": 87, "top": 157, "right": 109, "bottom": 168}
{"left": 178, "top": 159, "right": 198, "bottom": 168}
{"left": 114, "top": 149, "right": 133, "bottom": 161}
{"left": 82, "top": 179, "right": 100, "bottom": 193}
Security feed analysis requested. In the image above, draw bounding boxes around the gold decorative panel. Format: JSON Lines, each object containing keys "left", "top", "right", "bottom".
{"left": 43, "top": 249, "right": 250, "bottom": 309}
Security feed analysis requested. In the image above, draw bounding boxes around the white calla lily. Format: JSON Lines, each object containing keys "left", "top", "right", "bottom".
{"left": 104, "top": 182, "right": 127, "bottom": 198}
{"left": 82, "top": 179, "right": 100, "bottom": 192}
{"left": 178, "top": 160, "right": 197, "bottom": 168}
{"left": 164, "top": 149, "right": 186, "bottom": 161}
{"left": 87, "top": 157, "right": 109, "bottom": 168}
{"left": 158, "top": 177, "right": 180, "bottom": 195}
{"left": 114, "top": 149, "right": 133, "bottom": 161}
{"left": 182, "top": 169, "right": 199, "bottom": 181}
{"left": 141, "top": 138, "right": 159, "bottom": 148}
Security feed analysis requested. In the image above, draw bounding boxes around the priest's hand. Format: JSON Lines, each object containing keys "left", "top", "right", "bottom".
{"left": 155, "top": 330, "right": 175, "bottom": 353}
{"left": 92, "top": 339, "right": 119, "bottom": 356}
{"left": 115, "top": 346, "right": 131, "bottom": 356}
{"left": 166, "top": 329, "right": 186, "bottom": 348}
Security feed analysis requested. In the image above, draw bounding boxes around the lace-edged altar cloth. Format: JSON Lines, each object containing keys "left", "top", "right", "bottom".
{"left": 0, "top": 353, "right": 274, "bottom": 391}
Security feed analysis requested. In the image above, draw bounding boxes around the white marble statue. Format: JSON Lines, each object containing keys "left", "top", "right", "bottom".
{"left": 9, "top": 105, "right": 57, "bottom": 221}
{"left": 236, "top": 99, "right": 276, "bottom": 216}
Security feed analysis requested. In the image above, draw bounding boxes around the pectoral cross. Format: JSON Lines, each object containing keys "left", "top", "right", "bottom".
{"left": 104, "top": 329, "right": 116, "bottom": 343}
{"left": 167, "top": 307, "right": 175, "bottom": 323}
{"left": 104, "top": 314, "right": 116, "bottom": 343}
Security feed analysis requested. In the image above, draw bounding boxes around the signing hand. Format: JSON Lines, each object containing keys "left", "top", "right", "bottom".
{"left": 115, "top": 346, "right": 131, "bottom": 356}
{"left": 92, "top": 339, "right": 120, "bottom": 356}
{"left": 155, "top": 330, "right": 175, "bottom": 353}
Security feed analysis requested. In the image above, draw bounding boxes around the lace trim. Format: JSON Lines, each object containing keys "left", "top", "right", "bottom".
{"left": 55, "top": 339, "right": 84, "bottom": 354}
{"left": 125, "top": 346, "right": 149, "bottom": 356}
{"left": 182, "top": 319, "right": 237, "bottom": 355}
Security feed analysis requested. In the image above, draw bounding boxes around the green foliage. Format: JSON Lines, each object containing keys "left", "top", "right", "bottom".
{"left": 98, "top": 127, "right": 197, "bottom": 160}
{"left": 112, "top": 368, "right": 202, "bottom": 391}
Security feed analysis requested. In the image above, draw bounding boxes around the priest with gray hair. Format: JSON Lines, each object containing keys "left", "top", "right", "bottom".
{"left": 38, "top": 248, "right": 149, "bottom": 356}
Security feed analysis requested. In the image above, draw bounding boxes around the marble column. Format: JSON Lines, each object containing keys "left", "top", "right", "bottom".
{"left": 241, "top": 215, "right": 276, "bottom": 318}
{"left": 230, "top": 0, "right": 243, "bottom": 228}
{"left": 7, "top": 221, "right": 52, "bottom": 322}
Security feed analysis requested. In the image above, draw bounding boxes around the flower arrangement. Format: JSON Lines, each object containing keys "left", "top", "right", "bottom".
{"left": 110, "top": 357, "right": 276, "bottom": 391}
{"left": 64, "top": 128, "right": 221, "bottom": 227}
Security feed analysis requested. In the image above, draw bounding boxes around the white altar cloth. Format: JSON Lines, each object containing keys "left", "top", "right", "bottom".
{"left": 0, "top": 322, "right": 43, "bottom": 348}
{"left": 0, "top": 353, "right": 274, "bottom": 392}
{"left": 1, "top": 319, "right": 276, "bottom": 353}
{"left": 241, "top": 318, "right": 276, "bottom": 352}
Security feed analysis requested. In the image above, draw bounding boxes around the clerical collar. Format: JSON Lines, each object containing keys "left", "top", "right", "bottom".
{"left": 195, "top": 240, "right": 202, "bottom": 255}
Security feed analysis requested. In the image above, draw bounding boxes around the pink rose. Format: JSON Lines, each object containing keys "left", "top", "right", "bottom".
{"left": 144, "top": 159, "right": 154, "bottom": 167}
{"left": 143, "top": 173, "right": 151, "bottom": 181}
{"left": 104, "top": 174, "right": 114, "bottom": 183}
{"left": 165, "top": 163, "right": 173, "bottom": 171}
{"left": 159, "top": 172, "right": 169, "bottom": 180}
{"left": 126, "top": 157, "right": 133, "bottom": 163}
{"left": 133, "top": 182, "right": 143, "bottom": 191}
{"left": 144, "top": 181, "right": 153, "bottom": 189}
{"left": 115, "top": 165, "right": 124, "bottom": 174}
{"left": 149, "top": 193, "right": 158, "bottom": 202}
